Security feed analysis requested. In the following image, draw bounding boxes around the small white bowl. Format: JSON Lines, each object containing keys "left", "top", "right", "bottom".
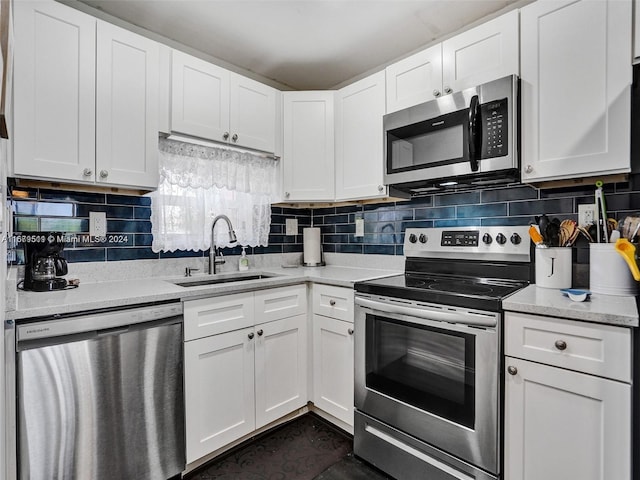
{"left": 560, "top": 288, "right": 591, "bottom": 302}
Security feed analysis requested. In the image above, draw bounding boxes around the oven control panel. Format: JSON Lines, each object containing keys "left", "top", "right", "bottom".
{"left": 405, "top": 226, "right": 531, "bottom": 262}
{"left": 441, "top": 230, "right": 479, "bottom": 247}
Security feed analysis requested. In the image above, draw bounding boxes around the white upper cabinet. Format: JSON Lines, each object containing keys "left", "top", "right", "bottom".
{"left": 96, "top": 21, "right": 159, "bottom": 189}
{"left": 385, "top": 43, "right": 442, "bottom": 113}
{"left": 282, "top": 91, "right": 335, "bottom": 201}
{"left": 335, "top": 71, "right": 386, "bottom": 201}
{"left": 386, "top": 10, "right": 519, "bottom": 113}
{"left": 13, "top": 1, "right": 96, "bottom": 182}
{"left": 13, "top": 1, "right": 160, "bottom": 189}
{"left": 171, "top": 50, "right": 277, "bottom": 153}
{"left": 230, "top": 73, "right": 278, "bottom": 153}
{"left": 171, "top": 50, "right": 230, "bottom": 143}
{"left": 520, "top": 0, "right": 632, "bottom": 183}
{"left": 442, "top": 9, "right": 519, "bottom": 93}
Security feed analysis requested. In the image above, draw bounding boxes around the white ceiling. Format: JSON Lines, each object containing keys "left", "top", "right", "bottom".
{"left": 76, "top": 0, "right": 519, "bottom": 90}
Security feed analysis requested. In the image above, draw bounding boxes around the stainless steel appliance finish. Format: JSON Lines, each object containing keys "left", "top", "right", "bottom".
{"left": 353, "top": 226, "right": 532, "bottom": 480}
{"left": 384, "top": 75, "right": 518, "bottom": 194}
{"left": 354, "top": 294, "right": 499, "bottom": 477}
{"left": 8, "top": 302, "right": 185, "bottom": 480}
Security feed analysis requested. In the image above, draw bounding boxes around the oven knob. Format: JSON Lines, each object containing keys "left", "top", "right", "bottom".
{"left": 482, "top": 233, "right": 492, "bottom": 244}
{"left": 510, "top": 233, "right": 522, "bottom": 245}
{"left": 496, "top": 233, "right": 507, "bottom": 245}
{"left": 418, "top": 234, "right": 427, "bottom": 243}
{"left": 409, "top": 234, "right": 417, "bottom": 243}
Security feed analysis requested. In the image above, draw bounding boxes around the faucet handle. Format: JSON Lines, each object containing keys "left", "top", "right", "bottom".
{"left": 185, "top": 267, "right": 200, "bottom": 277}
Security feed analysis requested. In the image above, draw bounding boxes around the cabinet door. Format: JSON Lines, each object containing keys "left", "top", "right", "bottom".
{"left": 520, "top": 0, "right": 631, "bottom": 182}
{"left": 13, "top": 1, "right": 96, "bottom": 182}
{"left": 312, "top": 315, "right": 354, "bottom": 426}
{"left": 335, "top": 71, "right": 387, "bottom": 201}
{"left": 282, "top": 91, "right": 335, "bottom": 201}
{"left": 230, "top": 73, "right": 276, "bottom": 153}
{"left": 184, "top": 328, "right": 256, "bottom": 463}
{"left": 385, "top": 43, "right": 442, "bottom": 113}
{"left": 442, "top": 9, "right": 519, "bottom": 93}
{"left": 96, "top": 21, "right": 159, "bottom": 189}
{"left": 171, "top": 50, "right": 230, "bottom": 143}
{"left": 504, "top": 357, "right": 631, "bottom": 480}
{"left": 254, "top": 314, "right": 307, "bottom": 428}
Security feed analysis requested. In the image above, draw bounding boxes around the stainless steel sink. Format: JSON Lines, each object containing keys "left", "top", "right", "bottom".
{"left": 173, "top": 273, "right": 277, "bottom": 287}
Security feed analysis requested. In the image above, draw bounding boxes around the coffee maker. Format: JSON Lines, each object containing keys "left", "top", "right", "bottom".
{"left": 22, "top": 232, "right": 69, "bottom": 291}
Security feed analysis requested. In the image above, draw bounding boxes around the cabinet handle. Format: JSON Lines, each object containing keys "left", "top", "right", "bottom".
{"left": 432, "top": 89, "right": 441, "bottom": 98}
{"left": 554, "top": 340, "right": 567, "bottom": 351}
{"left": 257, "top": 329, "right": 264, "bottom": 337}
{"left": 507, "top": 366, "right": 518, "bottom": 376}
{"left": 232, "top": 133, "right": 238, "bottom": 143}
{"left": 348, "top": 328, "right": 354, "bottom": 335}
{"left": 525, "top": 165, "right": 533, "bottom": 174}
{"left": 223, "top": 132, "right": 230, "bottom": 140}
{"left": 83, "top": 168, "right": 93, "bottom": 177}
{"left": 444, "top": 86, "right": 453, "bottom": 95}
{"left": 248, "top": 332, "right": 255, "bottom": 340}
{"left": 99, "top": 170, "right": 108, "bottom": 179}
{"left": 377, "top": 185, "right": 384, "bottom": 192}
{"left": 285, "top": 192, "right": 290, "bottom": 198}
{"left": 329, "top": 299, "right": 336, "bottom": 306}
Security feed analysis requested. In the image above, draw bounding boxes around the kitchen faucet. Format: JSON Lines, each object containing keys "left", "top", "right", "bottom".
{"left": 209, "top": 214, "right": 237, "bottom": 274}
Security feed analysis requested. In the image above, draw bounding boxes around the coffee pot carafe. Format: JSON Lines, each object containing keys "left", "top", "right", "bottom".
{"left": 22, "top": 233, "right": 69, "bottom": 291}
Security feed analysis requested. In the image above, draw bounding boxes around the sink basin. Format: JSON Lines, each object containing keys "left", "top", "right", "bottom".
{"left": 174, "top": 273, "right": 277, "bottom": 287}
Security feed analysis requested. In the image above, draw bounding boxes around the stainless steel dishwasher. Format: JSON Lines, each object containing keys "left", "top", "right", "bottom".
{"left": 9, "top": 301, "right": 185, "bottom": 480}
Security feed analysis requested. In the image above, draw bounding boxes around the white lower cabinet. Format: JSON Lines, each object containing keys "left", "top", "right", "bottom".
{"left": 255, "top": 315, "right": 307, "bottom": 428}
{"left": 311, "top": 284, "right": 355, "bottom": 427}
{"left": 312, "top": 314, "right": 354, "bottom": 426}
{"left": 504, "top": 312, "right": 631, "bottom": 480}
{"left": 184, "top": 285, "right": 307, "bottom": 465}
{"left": 185, "top": 327, "right": 255, "bottom": 463}
{"left": 504, "top": 358, "right": 630, "bottom": 480}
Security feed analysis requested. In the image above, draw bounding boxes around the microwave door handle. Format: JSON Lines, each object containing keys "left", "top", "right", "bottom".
{"left": 468, "top": 94, "right": 481, "bottom": 172}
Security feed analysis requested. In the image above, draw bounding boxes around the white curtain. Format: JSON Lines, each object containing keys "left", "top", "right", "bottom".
{"left": 149, "top": 138, "right": 279, "bottom": 252}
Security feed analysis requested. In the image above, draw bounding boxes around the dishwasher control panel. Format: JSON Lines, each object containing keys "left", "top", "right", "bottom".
{"left": 17, "top": 302, "right": 183, "bottom": 342}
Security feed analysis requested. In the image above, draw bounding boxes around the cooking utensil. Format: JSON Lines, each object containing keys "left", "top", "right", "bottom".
{"left": 559, "top": 219, "right": 577, "bottom": 246}
{"left": 609, "top": 230, "right": 620, "bottom": 243}
{"left": 614, "top": 238, "right": 640, "bottom": 281}
{"left": 545, "top": 218, "right": 560, "bottom": 247}
{"left": 595, "top": 181, "right": 608, "bottom": 243}
{"left": 528, "top": 224, "right": 545, "bottom": 247}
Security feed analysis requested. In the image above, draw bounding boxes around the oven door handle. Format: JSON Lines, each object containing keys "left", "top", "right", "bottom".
{"left": 355, "top": 297, "right": 497, "bottom": 327}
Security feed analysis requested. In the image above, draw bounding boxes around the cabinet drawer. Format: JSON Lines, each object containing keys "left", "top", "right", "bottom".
{"left": 505, "top": 312, "right": 631, "bottom": 382}
{"left": 312, "top": 284, "right": 354, "bottom": 322}
{"left": 254, "top": 284, "right": 307, "bottom": 322}
{"left": 184, "top": 292, "right": 254, "bottom": 341}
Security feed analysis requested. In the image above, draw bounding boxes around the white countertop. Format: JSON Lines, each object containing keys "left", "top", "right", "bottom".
{"left": 8, "top": 265, "right": 401, "bottom": 321}
{"left": 503, "top": 284, "right": 639, "bottom": 327}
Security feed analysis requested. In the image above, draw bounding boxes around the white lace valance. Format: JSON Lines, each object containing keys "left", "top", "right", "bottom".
{"left": 150, "top": 139, "right": 279, "bottom": 252}
{"left": 158, "top": 138, "right": 278, "bottom": 194}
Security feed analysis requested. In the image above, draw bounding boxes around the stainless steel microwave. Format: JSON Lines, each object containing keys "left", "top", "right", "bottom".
{"left": 384, "top": 75, "right": 519, "bottom": 195}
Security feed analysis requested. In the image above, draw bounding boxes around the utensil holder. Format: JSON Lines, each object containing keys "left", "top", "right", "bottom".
{"left": 590, "top": 243, "right": 638, "bottom": 295}
{"left": 535, "top": 247, "right": 572, "bottom": 289}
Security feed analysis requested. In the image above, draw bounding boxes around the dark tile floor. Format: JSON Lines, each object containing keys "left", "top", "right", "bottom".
{"left": 185, "top": 413, "right": 391, "bottom": 480}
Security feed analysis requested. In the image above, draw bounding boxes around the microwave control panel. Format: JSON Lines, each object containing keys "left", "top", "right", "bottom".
{"left": 480, "top": 98, "right": 508, "bottom": 159}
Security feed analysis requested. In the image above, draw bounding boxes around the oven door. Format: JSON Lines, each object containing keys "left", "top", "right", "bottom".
{"left": 354, "top": 294, "right": 500, "bottom": 475}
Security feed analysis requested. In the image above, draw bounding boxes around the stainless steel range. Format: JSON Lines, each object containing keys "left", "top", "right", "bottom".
{"left": 353, "top": 226, "right": 532, "bottom": 480}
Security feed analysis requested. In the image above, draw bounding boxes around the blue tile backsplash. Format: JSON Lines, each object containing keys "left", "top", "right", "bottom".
{"left": 10, "top": 180, "right": 640, "bottom": 264}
